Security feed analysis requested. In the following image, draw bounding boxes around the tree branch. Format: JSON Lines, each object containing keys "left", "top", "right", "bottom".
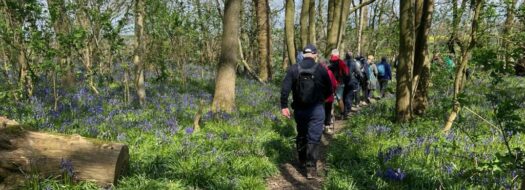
{"left": 349, "top": 0, "right": 377, "bottom": 14}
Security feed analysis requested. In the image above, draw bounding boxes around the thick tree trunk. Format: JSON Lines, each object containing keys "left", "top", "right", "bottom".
{"left": 134, "top": 0, "right": 146, "bottom": 106}
{"left": 413, "top": 55, "right": 431, "bottom": 114}
{"left": 308, "top": 0, "right": 316, "bottom": 45}
{"left": 443, "top": 0, "right": 484, "bottom": 132}
{"left": 412, "top": 0, "right": 434, "bottom": 115}
{"left": 0, "top": 118, "right": 129, "bottom": 189}
{"left": 396, "top": 0, "right": 415, "bottom": 122}
{"left": 327, "top": 0, "right": 336, "bottom": 44}
{"left": 285, "top": 0, "right": 296, "bottom": 65}
{"left": 317, "top": 0, "right": 326, "bottom": 49}
{"left": 300, "top": 0, "right": 311, "bottom": 49}
{"left": 336, "top": 0, "right": 351, "bottom": 51}
{"left": 326, "top": 0, "right": 343, "bottom": 54}
{"left": 256, "top": 0, "right": 271, "bottom": 82}
{"left": 212, "top": 0, "right": 241, "bottom": 113}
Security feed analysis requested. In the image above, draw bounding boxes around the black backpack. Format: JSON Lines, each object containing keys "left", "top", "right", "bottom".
{"left": 295, "top": 62, "right": 320, "bottom": 105}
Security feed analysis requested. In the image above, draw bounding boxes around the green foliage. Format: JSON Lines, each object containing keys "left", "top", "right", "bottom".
{"left": 2, "top": 66, "right": 291, "bottom": 189}
{"left": 324, "top": 64, "right": 525, "bottom": 189}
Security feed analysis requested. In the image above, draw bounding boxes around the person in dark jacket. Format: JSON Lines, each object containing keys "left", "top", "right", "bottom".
{"left": 376, "top": 57, "right": 392, "bottom": 98}
{"left": 357, "top": 56, "right": 370, "bottom": 105}
{"left": 280, "top": 44, "right": 332, "bottom": 179}
{"left": 343, "top": 51, "right": 360, "bottom": 117}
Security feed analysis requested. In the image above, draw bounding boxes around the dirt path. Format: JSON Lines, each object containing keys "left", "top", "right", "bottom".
{"left": 265, "top": 117, "right": 349, "bottom": 190}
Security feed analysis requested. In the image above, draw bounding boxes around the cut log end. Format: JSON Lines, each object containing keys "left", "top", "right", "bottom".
{"left": 113, "top": 145, "right": 129, "bottom": 185}
{"left": 0, "top": 116, "right": 129, "bottom": 188}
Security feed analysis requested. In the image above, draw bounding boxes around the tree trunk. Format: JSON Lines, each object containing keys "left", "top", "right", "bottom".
{"left": 336, "top": 0, "right": 351, "bottom": 51}
{"left": 285, "top": 0, "right": 296, "bottom": 65}
{"left": 77, "top": 5, "right": 99, "bottom": 95}
{"left": 0, "top": 120, "right": 128, "bottom": 189}
{"left": 357, "top": 1, "right": 364, "bottom": 55}
{"left": 327, "top": 0, "right": 336, "bottom": 46}
{"left": 123, "top": 64, "right": 131, "bottom": 104}
{"left": 212, "top": 0, "right": 241, "bottom": 113}
{"left": 443, "top": 0, "right": 484, "bottom": 132}
{"left": 17, "top": 46, "right": 32, "bottom": 98}
{"left": 1, "top": 46, "right": 10, "bottom": 85}
{"left": 134, "top": 0, "right": 146, "bottom": 106}
{"left": 282, "top": 42, "right": 289, "bottom": 70}
{"left": 412, "top": 0, "right": 434, "bottom": 115}
{"left": 256, "top": 0, "right": 271, "bottom": 82}
{"left": 413, "top": 56, "right": 431, "bottom": 114}
{"left": 447, "top": 0, "right": 468, "bottom": 56}
{"left": 308, "top": 0, "right": 316, "bottom": 45}
{"left": 503, "top": 0, "right": 517, "bottom": 69}
{"left": 47, "top": 0, "right": 69, "bottom": 110}
{"left": 300, "top": 0, "right": 311, "bottom": 49}
{"left": 396, "top": 0, "right": 415, "bottom": 122}
{"left": 357, "top": 0, "right": 370, "bottom": 55}
{"left": 326, "top": 0, "right": 342, "bottom": 54}
{"left": 317, "top": 0, "right": 326, "bottom": 50}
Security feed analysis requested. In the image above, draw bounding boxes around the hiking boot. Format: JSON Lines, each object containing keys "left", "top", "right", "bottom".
{"left": 324, "top": 125, "right": 334, "bottom": 135}
{"left": 306, "top": 167, "right": 317, "bottom": 179}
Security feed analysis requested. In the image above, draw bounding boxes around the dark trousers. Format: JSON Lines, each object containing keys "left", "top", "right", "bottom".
{"left": 353, "top": 83, "right": 361, "bottom": 104}
{"left": 343, "top": 82, "right": 357, "bottom": 115}
{"left": 379, "top": 80, "right": 389, "bottom": 98}
{"left": 324, "top": 102, "right": 333, "bottom": 126}
{"left": 361, "top": 82, "right": 369, "bottom": 102}
{"left": 294, "top": 104, "right": 324, "bottom": 168}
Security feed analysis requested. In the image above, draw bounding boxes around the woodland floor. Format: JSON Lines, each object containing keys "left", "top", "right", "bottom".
{"left": 266, "top": 100, "right": 371, "bottom": 190}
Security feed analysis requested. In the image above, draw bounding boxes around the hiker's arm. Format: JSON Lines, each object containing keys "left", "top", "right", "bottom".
{"left": 280, "top": 67, "right": 294, "bottom": 109}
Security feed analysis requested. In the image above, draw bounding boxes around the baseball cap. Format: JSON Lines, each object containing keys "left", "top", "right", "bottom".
{"left": 303, "top": 44, "right": 317, "bottom": 54}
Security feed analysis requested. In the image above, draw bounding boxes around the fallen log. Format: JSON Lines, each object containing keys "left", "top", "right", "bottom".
{"left": 0, "top": 117, "right": 129, "bottom": 189}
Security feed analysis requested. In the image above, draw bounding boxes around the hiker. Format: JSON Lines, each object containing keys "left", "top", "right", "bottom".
{"left": 280, "top": 44, "right": 333, "bottom": 179}
{"left": 328, "top": 49, "right": 349, "bottom": 117}
{"left": 343, "top": 51, "right": 361, "bottom": 117}
{"left": 352, "top": 56, "right": 364, "bottom": 106}
{"left": 367, "top": 55, "right": 379, "bottom": 100}
{"left": 376, "top": 57, "right": 392, "bottom": 98}
{"left": 444, "top": 55, "right": 455, "bottom": 73}
{"left": 319, "top": 58, "right": 337, "bottom": 135}
{"left": 357, "top": 56, "right": 370, "bottom": 105}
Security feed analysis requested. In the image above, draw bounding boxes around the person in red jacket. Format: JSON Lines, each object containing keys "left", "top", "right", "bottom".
{"left": 328, "top": 49, "right": 349, "bottom": 118}
{"left": 320, "top": 58, "right": 337, "bottom": 135}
